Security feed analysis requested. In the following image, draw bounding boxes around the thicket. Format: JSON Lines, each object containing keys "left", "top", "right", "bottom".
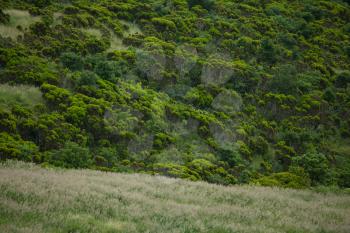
{"left": 0, "top": 0, "right": 349, "bottom": 188}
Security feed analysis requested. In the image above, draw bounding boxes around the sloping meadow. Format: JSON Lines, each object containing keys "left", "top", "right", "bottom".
{"left": 0, "top": 161, "right": 349, "bottom": 233}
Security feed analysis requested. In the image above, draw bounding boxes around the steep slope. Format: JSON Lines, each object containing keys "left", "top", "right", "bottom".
{"left": 0, "top": 0, "right": 349, "bottom": 187}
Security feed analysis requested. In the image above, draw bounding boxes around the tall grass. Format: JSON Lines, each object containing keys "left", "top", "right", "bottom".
{"left": 0, "top": 84, "right": 43, "bottom": 109}
{"left": 0, "top": 10, "right": 41, "bottom": 40}
{"left": 0, "top": 161, "right": 349, "bottom": 233}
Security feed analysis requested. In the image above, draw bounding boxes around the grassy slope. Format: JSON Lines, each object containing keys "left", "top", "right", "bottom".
{"left": 0, "top": 162, "right": 349, "bottom": 233}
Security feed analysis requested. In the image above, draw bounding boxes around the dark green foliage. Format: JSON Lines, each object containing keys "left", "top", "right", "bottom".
{"left": 1, "top": 56, "right": 58, "bottom": 85}
{"left": 0, "top": 9, "right": 10, "bottom": 24}
{"left": 30, "top": 22, "right": 50, "bottom": 36}
{"left": 293, "top": 152, "right": 330, "bottom": 185}
{"left": 0, "top": 109, "right": 16, "bottom": 133}
{"left": 94, "top": 60, "right": 118, "bottom": 81}
{"left": 50, "top": 141, "right": 92, "bottom": 168}
{"left": 77, "top": 71, "right": 98, "bottom": 86}
{"left": 26, "top": 0, "right": 51, "bottom": 8}
{"left": 335, "top": 71, "right": 350, "bottom": 88}
{"left": 60, "top": 52, "right": 84, "bottom": 71}
{"left": 259, "top": 39, "right": 278, "bottom": 65}
{"left": 188, "top": 0, "right": 214, "bottom": 11}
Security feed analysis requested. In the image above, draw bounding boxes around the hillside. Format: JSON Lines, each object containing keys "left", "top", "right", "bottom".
{"left": 0, "top": 0, "right": 350, "bottom": 188}
{"left": 0, "top": 161, "right": 349, "bottom": 233}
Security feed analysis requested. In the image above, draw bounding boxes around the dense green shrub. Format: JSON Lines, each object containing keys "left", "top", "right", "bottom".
{"left": 60, "top": 52, "right": 84, "bottom": 71}
{"left": 77, "top": 71, "right": 99, "bottom": 86}
{"left": 335, "top": 71, "right": 350, "bottom": 88}
{"left": 253, "top": 171, "right": 310, "bottom": 189}
{"left": 0, "top": 132, "right": 39, "bottom": 162}
{"left": 293, "top": 152, "right": 330, "bottom": 185}
{"left": 50, "top": 141, "right": 92, "bottom": 168}
{"left": 0, "top": 9, "right": 10, "bottom": 24}
{"left": 153, "top": 163, "right": 200, "bottom": 181}
{"left": 184, "top": 87, "right": 213, "bottom": 108}
{"left": 1, "top": 56, "right": 59, "bottom": 85}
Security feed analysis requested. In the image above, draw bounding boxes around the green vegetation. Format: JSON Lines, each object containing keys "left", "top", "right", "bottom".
{"left": 0, "top": 9, "right": 41, "bottom": 39}
{"left": 0, "top": 161, "right": 349, "bottom": 233}
{"left": 0, "top": 0, "right": 349, "bottom": 189}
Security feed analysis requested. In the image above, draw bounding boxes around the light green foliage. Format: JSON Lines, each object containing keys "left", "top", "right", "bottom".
{"left": 184, "top": 87, "right": 213, "bottom": 108}
{"left": 253, "top": 171, "right": 310, "bottom": 189}
{"left": 0, "top": 133, "right": 38, "bottom": 161}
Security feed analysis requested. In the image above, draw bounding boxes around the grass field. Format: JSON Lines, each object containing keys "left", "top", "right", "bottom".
{"left": 0, "top": 161, "right": 349, "bottom": 233}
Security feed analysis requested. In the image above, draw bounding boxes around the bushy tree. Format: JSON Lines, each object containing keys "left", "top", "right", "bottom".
{"left": 293, "top": 152, "right": 330, "bottom": 185}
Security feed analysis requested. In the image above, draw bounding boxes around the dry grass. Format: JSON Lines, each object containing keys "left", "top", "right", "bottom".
{"left": 0, "top": 161, "right": 349, "bottom": 233}
{"left": 0, "top": 10, "right": 41, "bottom": 40}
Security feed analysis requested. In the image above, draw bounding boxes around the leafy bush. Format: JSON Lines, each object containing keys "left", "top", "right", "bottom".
{"left": 50, "top": 141, "right": 92, "bottom": 168}
{"left": 293, "top": 152, "right": 330, "bottom": 185}
{"left": 253, "top": 171, "right": 310, "bottom": 189}
{"left": 184, "top": 87, "right": 213, "bottom": 108}
{"left": 153, "top": 163, "right": 200, "bottom": 181}
{"left": 60, "top": 52, "right": 84, "bottom": 71}
{"left": 0, "top": 132, "right": 39, "bottom": 162}
{"left": 77, "top": 71, "right": 99, "bottom": 86}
